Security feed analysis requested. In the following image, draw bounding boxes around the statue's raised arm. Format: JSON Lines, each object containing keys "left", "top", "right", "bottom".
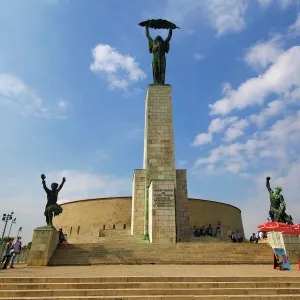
{"left": 57, "top": 177, "right": 66, "bottom": 193}
{"left": 145, "top": 26, "right": 153, "bottom": 53}
{"left": 165, "top": 28, "right": 173, "bottom": 44}
{"left": 266, "top": 176, "right": 273, "bottom": 194}
{"left": 41, "top": 174, "right": 50, "bottom": 193}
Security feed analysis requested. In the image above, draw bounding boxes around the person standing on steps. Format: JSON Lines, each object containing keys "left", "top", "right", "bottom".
{"left": 10, "top": 236, "right": 22, "bottom": 268}
{"left": 1, "top": 239, "right": 12, "bottom": 268}
{"left": 4, "top": 237, "right": 22, "bottom": 269}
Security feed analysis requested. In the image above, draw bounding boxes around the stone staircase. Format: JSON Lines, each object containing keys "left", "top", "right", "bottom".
{"left": 0, "top": 276, "right": 300, "bottom": 299}
{"left": 49, "top": 237, "right": 273, "bottom": 265}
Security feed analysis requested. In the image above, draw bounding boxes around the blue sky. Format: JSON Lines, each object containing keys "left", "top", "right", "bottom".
{"left": 1, "top": 0, "right": 300, "bottom": 243}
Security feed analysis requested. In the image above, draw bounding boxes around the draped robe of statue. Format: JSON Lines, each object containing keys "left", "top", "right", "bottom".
{"left": 146, "top": 27, "right": 172, "bottom": 84}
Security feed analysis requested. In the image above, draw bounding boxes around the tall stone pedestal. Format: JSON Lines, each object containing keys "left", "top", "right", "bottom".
{"left": 131, "top": 84, "right": 190, "bottom": 243}
{"left": 267, "top": 232, "right": 300, "bottom": 264}
{"left": 131, "top": 169, "right": 146, "bottom": 236}
{"left": 27, "top": 226, "right": 59, "bottom": 266}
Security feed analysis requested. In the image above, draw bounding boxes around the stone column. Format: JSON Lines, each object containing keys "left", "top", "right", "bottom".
{"left": 175, "top": 170, "right": 190, "bottom": 242}
{"left": 143, "top": 85, "right": 177, "bottom": 242}
{"left": 131, "top": 169, "right": 146, "bottom": 236}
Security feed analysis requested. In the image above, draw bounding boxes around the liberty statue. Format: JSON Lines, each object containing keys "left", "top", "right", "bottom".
{"left": 139, "top": 19, "right": 179, "bottom": 84}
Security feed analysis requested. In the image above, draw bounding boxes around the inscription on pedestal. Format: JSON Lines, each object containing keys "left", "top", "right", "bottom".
{"left": 154, "top": 189, "right": 174, "bottom": 207}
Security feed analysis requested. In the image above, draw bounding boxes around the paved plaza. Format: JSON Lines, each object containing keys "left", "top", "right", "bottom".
{"left": 1, "top": 264, "right": 300, "bottom": 277}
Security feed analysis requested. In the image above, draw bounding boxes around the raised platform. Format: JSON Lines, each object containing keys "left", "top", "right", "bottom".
{"left": 49, "top": 236, "right": 273, "bottom": 265}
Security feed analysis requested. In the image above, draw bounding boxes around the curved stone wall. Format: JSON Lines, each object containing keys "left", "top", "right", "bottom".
{"left": 188, "top": 198, "right": 244, "bottom": 236}
{"left": 53, "top": 196, "right": 244, "bottom": 243}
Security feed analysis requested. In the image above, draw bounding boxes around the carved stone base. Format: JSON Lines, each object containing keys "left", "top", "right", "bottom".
{"left": 27, "top": 226, "right": 59, "bottom": 266}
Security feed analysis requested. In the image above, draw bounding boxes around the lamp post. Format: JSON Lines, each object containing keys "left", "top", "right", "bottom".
{"left": 8, "top": 217, "right": 16, "bottom": 238}
{"left": 17, "top": 227, "right": 22, "bottom": 238}
{"left": 1, "top": 212, "right": 14, "bottom": 243}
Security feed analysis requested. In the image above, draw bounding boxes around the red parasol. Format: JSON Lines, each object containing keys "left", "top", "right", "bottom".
{"left": 258, "top": 222, "right": 300, "bottom": 235}
{"left": 280, "top": 228, "right": 300, "bottom": 235}
{"left": 258, "top": 222, "right": 290, "bottom": 232}
{"left": 292, "top": 224, "right": 300, "bottom": 230}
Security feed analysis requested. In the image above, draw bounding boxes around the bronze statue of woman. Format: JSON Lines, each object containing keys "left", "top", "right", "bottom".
{"left": 145, "top": 26, "right": 172, "bottom": 84}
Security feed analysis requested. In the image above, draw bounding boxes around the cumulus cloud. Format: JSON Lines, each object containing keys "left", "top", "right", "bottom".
{"left": 194, "top": 110, "right": 300, "bottom": 174}
{"left": 249, "top": 99, "right": 285, "bottom": 127}
{"left": 209, "top": 46, "right": 300, "bottom": 115}
{"left": 49, "top": 170, "right": 131, "bottom": 202}
{"left": 288, "top": 13, "right": 300, "bottom": 37}
{"left": 244, "top": 36, "right": 283, "bottom": 71}
{"left": 90, "top": 44, "right": 146, "bottom": 90}
{"left": 192, "top": 116, "right": 237, "bottom": 146}
{"left": 257, "top": 0, "right": 272, "bottom": 7}
{"left": 0, "top": 74, "right": 68, "bottom": 119}
{"left": 191, "top": 19, "right": 300, "bottom": 236}
{"left": 257, "top": 0, "right": 295, "bottom": 9}
{"left": 223, "top": 119, "right": 249, "bottom": 142}
{"left": 163, "top": 0, "right": 248, "bottom": 36}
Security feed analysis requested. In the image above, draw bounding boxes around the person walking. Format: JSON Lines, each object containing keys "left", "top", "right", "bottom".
{"left": 9, "top": 237, "right": 22, "bottom": 268}
{"left": 1, "top": 239, "right": 12, "bottom": 268}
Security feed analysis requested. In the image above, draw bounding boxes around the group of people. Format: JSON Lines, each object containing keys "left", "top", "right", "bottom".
{"left": 250, "top": 231, "right": 266, "bottom": 243}
{"left": 0, "top": 236, "right": 22, "bottom": 269}
{"left": 227, "top": 228, "right": 244, "bottom": 243}
{"left": 193, "top": 222, "right": 245, "bottom": 243}
{"left": 194, "top": 222, "right": 223, "bottom": 238}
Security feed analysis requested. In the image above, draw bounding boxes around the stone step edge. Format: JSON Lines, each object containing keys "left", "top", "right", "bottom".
{"left": 49, "top": 262, "right": 272, "bottom": 265}
{"left": 2, "top": 296, "right": 300, "bottom": 300}
{"left": 2, "top": 281, "right": 299, "bottom": 285}
{"left": 2, "top": 287, "right": 300, "bottom": 292}
{"left": 2, "top": 276, "right": 298, "bottom": 280}
{"left": 2, "top": 283, "right": 300, "bottom": 289}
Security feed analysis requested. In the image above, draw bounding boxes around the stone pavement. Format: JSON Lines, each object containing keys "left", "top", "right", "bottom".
{"left": 1, "top": 263, "right": 300, "bottom": 277}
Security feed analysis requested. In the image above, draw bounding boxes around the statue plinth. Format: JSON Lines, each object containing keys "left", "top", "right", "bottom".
{"left": 27, "top": 226, "right": 59, "bottom": 266}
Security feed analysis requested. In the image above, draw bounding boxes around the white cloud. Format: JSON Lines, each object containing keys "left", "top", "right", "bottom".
{"left": 249, "top": 99, "right": 285, "bottom": 127}
{"left": 288, "top": 13, "right": 300, "bottom": 37}
{"left": 194, "top": 110, "right": 300, "bottom": 174}
{"left": 257, "top": 0, "right": 272, "bottom": 7}
{"left": 49, "top": 170, "right": 131, "bottom": 202}
{"left": 209, "top": 46, "right": 300, "bottom": 115}
{"left": 164, "top": 0, "right": 248, "bottom": 36}
{"left": 257, "top": 0, "right": 295, "bottom": 9}
{"left": 192, "top": 116, "right": 237, "bottom": 146}
{"left": 193, "top": 53, "right": 204, "bottom": 61}
{"left": 0, "top": 74, "right": 68, "bottom": 119}
{"left": 90, "top": 44, "right": 146, "bottom": 90}
{"left": 244, "top": 36, "right": 283, "bottom": 71}
{"left": 223, "top": 119, "right": 249, "bottom": 142}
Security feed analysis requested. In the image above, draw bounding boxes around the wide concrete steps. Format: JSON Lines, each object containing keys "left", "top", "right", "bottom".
{"left": 0, "top": 277, "right": 300, "bottom": 299}
{"left": 49, "top": 242, "right": 273, "bottom": 265}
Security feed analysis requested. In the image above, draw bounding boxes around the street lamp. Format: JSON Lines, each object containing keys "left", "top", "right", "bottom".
{"left": 17, "top": 227, "right": 22, "bottom": 238}
{"left": 8, "top": 217, "right": 16, "bottom": 238}
{"left": 1, "top": 212, "right": 14, "bottom": 243}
